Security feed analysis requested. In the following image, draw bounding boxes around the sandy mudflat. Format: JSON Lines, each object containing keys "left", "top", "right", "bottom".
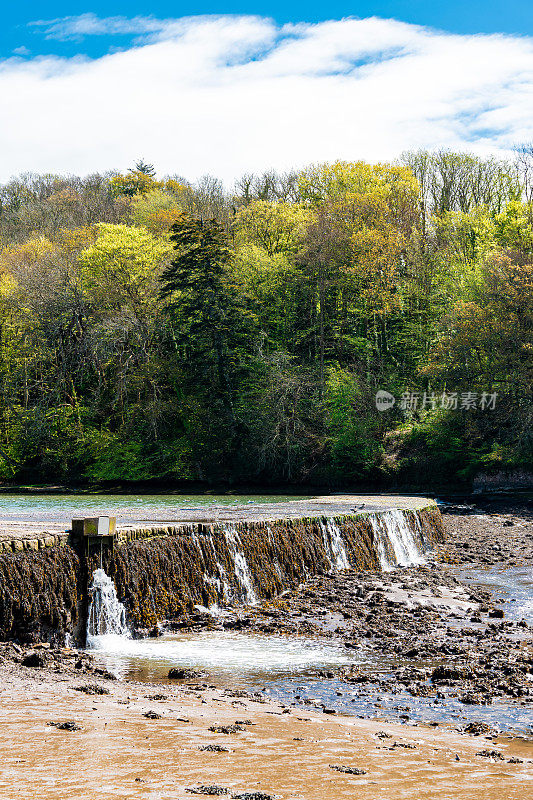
{"left": 0, "top": 666, "right": 531, "bottom": 800}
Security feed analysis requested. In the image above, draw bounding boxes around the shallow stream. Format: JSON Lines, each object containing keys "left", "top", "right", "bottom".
{"left": 88, "top": 560, "right": 533, "bottom": 736}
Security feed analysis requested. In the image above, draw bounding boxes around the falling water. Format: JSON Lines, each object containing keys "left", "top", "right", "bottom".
{"left": 320, "top": 519, "right": 350, "bottom": 571}
{"left": 369, "top": 510, "right": 427, "bottom": 570}
{"left": 86, "top": 568, "right": 130, "bottom": 648}
{"left": 223, "top": 527, "right": 258, "bottom": 604}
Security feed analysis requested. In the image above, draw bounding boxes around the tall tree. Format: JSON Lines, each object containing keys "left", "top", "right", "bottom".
{"left": 160, "top": 216, "right": 255, "bottom": 426}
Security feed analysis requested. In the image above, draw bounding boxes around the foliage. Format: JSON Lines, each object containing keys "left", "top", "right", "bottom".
{"left": 0, "top": 154, "right": 530, "bottom": 486}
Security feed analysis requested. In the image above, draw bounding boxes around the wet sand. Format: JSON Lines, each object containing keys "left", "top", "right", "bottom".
{"left": 0, "top": 495, "right": 531, "bottom": 798}
{"left": 0, "top": 667, "right": 531, "bottom": 800}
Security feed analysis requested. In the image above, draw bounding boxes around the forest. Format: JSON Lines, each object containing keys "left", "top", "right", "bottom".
{"left": 0, "top": 150, "right": 531, "bottom": 488}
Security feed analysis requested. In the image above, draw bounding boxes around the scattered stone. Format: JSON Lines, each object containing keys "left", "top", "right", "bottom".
{"left": 329, "top": 765, "right": 367, "bottom": 774}
{"left": 186, "top": 787, "right": 230, "bottom": 795}
{"left": 47, "top": 721, "right": 82, "bottom": 731}
{"left": 73, "top": 684, "right": 110, "bottom": 696}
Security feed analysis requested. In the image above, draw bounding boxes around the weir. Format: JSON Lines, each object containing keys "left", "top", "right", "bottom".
{"left": 0, "top": 495, "right": 444, "bottom": 644}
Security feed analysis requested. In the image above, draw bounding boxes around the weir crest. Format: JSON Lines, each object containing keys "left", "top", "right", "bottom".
{"left": 0, "top": 496, "right": 443, "bottom": 642}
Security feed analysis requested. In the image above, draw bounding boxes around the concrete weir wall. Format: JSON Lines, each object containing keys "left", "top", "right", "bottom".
{"left": 0, "top": 497, "right": 443, "bottom": 643}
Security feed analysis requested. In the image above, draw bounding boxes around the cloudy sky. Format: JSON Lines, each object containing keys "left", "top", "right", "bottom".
{"left": 1, "top": 4, "right": 532, "bottom": 183}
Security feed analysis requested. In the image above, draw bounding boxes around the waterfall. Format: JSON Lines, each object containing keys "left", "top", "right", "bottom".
{"left": 369, "top": 510, "right": 426, "bottom": 570}
{"left": 86, "top": 568, "right": 130, "bottom": 647}
{"left": 320, "top": 519, "right": 350, "bottom": 571}
{"left": 223, "top": 527, "right": 258, "bottom": 605}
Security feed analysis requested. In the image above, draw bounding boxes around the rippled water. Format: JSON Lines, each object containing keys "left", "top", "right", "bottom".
{"left": 88, "top": 557, "right": 533, "bottom": 736}
{"left": 0, "top": 493, "right": 307, "bottom": 528}
{"left": 451, "top": 563, "right": 533, "bottom": 623}
{"left": 0, "top": 493, "right": 305, "bottom": 513}
{"left": 90, "top": 630, "right": 357, "bottom": 682}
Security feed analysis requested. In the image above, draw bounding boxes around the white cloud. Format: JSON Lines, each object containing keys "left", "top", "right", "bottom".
{"left": 2, "top": 15, "right": 532, "bottom": 184}
{"left": 29, "top": 13, "right": 168, "bottom": 41}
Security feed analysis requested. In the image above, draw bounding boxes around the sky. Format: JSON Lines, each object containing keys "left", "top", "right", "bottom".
{"left": 1, "top": 3, "right": 532, "bottom": 183}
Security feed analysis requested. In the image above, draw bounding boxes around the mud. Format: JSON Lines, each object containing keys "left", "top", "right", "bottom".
{"left": 0, "top": 659, "right": 531, "bottom": 800}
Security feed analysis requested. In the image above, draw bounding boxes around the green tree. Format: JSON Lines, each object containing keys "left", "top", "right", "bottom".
{"left": 160, "top": 216, "right": 256, "bottom": 428}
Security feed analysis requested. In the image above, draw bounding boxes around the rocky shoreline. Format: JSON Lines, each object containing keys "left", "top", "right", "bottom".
{"left": 146, "top": 499, "right": 532, "bottom": 733}
{"left": 1, "top": 501, "right": 531, "bottom": 732}
{"left": 0, "top": 498, "right": 531, "bottom": 797}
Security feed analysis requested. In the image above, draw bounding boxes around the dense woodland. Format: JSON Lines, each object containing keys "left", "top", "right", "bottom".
{"left": 0, "top": 150, "right": 531, "bottom": 488}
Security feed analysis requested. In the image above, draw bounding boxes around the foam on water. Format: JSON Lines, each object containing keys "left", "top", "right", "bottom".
{"left": 89, "top": 630, "right": 354, "bottom": 681}
{"left": 86, "top": 568, "right": 130, "bottom": 648}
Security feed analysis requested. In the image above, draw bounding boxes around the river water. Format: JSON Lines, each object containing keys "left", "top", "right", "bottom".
{"left": 76, "top": 496, "right": 532, "bottom": 736}
{"left": 87, "top": 563, "right": 532, "bottom": 735}
{"left": 1, "top": 492, "right": 530, "bottom": 735}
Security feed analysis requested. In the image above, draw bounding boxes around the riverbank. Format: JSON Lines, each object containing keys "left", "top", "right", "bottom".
{"left": 111, "top": 500, "right": 528, "bottom": 729}
{"left": 0, "top": 654, "right": 531, "bottom": 800}
{"left": 0, "top": 496, "right": 531, "bottom": 797}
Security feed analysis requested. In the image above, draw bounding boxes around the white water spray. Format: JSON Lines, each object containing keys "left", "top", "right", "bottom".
{"left": 223, "top": 527, "right": 258, "bottom": 604}
{"left": 369, "top": 510, "right": 426, "bottom": 570}
{"left": 320, "top": 519, "right": 350, "bottom": 571}
{"left": 86, "top": 568, "right": 130, "bottom": 648}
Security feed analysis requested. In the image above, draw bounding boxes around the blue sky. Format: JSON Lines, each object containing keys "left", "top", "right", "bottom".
{"left": 3, "top": 2, "right": 532, "bottom": 58}
{"left": 1, "top": 5, "right": 532, "bottom": 182}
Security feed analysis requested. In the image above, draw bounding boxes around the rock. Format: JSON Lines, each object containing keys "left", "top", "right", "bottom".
{"left": 199, "top": 745, "right": 229, "bottom": 752}
{"left": 47, "top": 721, "right": 82, "bottom": 731}
{"left": 330, "top": 765, "right": 367, "bottom": 774}
{"left": 73, "top": 684, "right": 110, "bottom": 695}
{"left": 143, "top": 710, "right": 162, "bottom": 719}
{"left": 93, "top": 668, "right": 117, "bottom": 680}
{"left": 460, "top": 692, "right": 490, "bottom": 705}
{"left": 232, "top": 794, "right": 275, "bottom": 800}
{"left": 208, "top": 724, "right": 244, "bottom": 734}
{"left": 488, "top": 609, "right": 504, "bottom": 619}
{"left": 168, "top": 667, "right": 207, "bottom": 679}
{"left": 431, "top": 665, "right": 473, "bottom": 681}
{"left": 463, "top": 721, "right": 494, "bottom": 736}
{"left": 476, "top": 750, "right": 504, "bottom": 760}
{"left": 22, "top": 652, "right": 46, "bottom": 668}
{"left": 185, "top": 787, "right": 230, "bottom": 795}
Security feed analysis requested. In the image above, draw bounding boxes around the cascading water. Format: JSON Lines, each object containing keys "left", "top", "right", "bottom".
{"left": 320, "top": 519, "right": 350, "bottom": 571}
{"left": 86, "top": 568, "right": 130, "bottom": 648}
{"left": 223, "top": 527, "right": 258, "bottom": 604}
{"left": 369, "top": 510, "right": 427, "bottom": 570}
